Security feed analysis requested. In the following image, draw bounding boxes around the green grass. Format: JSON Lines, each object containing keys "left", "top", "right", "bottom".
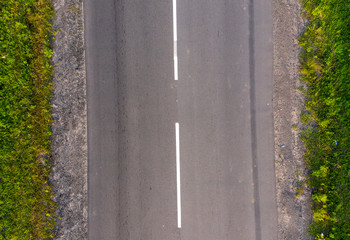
{"left": 299, "top": 0, "right": 350, "bottom": 239}
{"left": 0, "top": 0, "right": 56, "bottom": 238}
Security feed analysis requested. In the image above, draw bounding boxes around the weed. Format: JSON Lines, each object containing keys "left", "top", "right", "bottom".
{"left": 0, "top": 0, "right": 56, "bottom": 238}
{"left": 299, "top": 0, "right": 350, "bottom": 238}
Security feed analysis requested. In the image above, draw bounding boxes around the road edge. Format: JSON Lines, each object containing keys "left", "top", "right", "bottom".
{"left": 272, "top": 0, "right": 313, "bottom": 239}
{"left": 50, "top": 0, "right": 88, "bottom": 239}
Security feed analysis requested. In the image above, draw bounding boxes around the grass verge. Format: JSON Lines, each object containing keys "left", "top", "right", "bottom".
{"left": 299, "top": 0, "right": 350, "bottom": 239}
{"left": 0, "top": 0, "right": 56, "bottom": 238}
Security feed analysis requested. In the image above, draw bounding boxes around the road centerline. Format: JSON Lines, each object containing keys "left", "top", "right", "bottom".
{"left": 173, "top": 0, "right": 178, "bottom": 80}
{"left": 173, "top": 0, "right": 181, "bottom": 229}
{"left": 175, "top": 122, "right": 181, "bottom": 228}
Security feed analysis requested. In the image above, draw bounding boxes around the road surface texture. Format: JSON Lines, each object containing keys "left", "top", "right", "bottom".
{"left": 85, "top": 0, "right": 277, "bottom": 239}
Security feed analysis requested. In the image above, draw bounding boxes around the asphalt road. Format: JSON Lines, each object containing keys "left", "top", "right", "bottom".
{"left": 85, "top": 0, "right": 277, "bottom": 239}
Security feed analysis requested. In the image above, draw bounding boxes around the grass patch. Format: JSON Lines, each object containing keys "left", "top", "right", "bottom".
{"left": 0, "top": 0, "right": 56, "bottom": 238}
{"left": 299, "top": 0, "right": 350, "bottom": 238}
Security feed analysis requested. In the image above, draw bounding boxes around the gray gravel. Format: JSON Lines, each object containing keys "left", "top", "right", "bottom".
{"left": 272, "top": 0, "right": 313, "bottom": 239}
{"left": 50, "top": 0, "right": 87, "bottom": 239}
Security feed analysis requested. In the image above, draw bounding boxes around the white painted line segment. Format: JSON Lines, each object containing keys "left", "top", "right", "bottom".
{"left": 173, "top": 0, "right": 177, "bottom": 41}
{"left": 174, "top": 56, "right": 178, "bottom": 80}
{"left": 175, "top": 122, "right": 181, "bottom": 228}
{"left": 173, "top": 0, "right": 178, "bottom": 80}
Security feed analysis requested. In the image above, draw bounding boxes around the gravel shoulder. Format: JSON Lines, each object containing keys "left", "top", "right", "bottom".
{"left": 50, "top": 0, "right": 87, "bottom": 239}
{"left": 49, "top": 0, "right": 312, "bottom": 239}
{"left": 272, "top": 0, "right": 313, "bottom": 239}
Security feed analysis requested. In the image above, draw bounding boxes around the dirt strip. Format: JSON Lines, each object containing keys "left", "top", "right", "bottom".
{"left": 50, "top": 0, "right": 88, "bottom": 239}
{"left": 272, "top": 0, "right": 313, "bottom": 239}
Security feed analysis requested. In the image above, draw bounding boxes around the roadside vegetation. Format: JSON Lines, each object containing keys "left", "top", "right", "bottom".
{"left": 0, "top": 0, "right": 56, "bottom": 238}
{"left": 299, "top": 0, "right": 350, "bottom": 239}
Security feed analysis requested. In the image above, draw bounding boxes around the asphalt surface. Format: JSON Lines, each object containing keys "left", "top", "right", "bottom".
{"left": 85, "top": 0, "right": 277, "bottom": 239}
